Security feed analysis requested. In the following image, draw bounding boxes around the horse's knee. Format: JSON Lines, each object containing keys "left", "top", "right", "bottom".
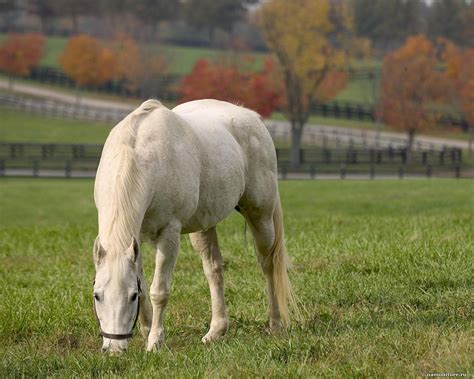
{"left": 150, "top": 290, "right": 169, "bottom": 307}
{"left": 204, "top": 260, "right": 224, "bottom": 281}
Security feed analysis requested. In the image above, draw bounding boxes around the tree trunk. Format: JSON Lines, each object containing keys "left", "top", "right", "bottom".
{"left": 75, "top": 83, "right": 81, "bottom": 106}
{"left": 72, "top": 15, "right": 79, "bottom": 34}
{"left": 406, "top": 128, "right": 415, "bottom": 164}
{"left": 290, "top": 122, "right": 304, "bottom": 167}
{"left": 209, "top": 27, "right": 215, "bottom": 47}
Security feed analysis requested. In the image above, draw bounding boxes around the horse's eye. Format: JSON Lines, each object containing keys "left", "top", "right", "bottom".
{"left": 93, "top": 293, "right": 100, "bottom": 301}
{"left": 131, "top": 293, "right": 138, "bottom": 302}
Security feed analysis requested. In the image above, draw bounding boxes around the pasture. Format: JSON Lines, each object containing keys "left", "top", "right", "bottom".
{"left": 0, "top": 178, "right": 472, "bottom": 377}
{"left": 0, "top": 33, "right": 376, "bottom": 105}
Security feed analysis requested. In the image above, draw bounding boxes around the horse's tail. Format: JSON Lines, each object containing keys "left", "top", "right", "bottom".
{"left": 120, "top": 99, "right": 162, "bottom": 147}
{"left": 271, "top": 194, "right": 299, "bottom": 327}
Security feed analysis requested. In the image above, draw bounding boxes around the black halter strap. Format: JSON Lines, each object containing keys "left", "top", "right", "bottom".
{"left": 93, "top": 278, "right": 142, "bottom": 340}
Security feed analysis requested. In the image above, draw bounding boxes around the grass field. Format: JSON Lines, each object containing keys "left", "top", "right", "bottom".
{"left": 0, "top": 178, "right": 472, "bottom": 377}
{"left": 2, "top": 106, "right": 470, "bottom": 147}
{"left": 0, "top": 108, "right": 113, "bottom": 143}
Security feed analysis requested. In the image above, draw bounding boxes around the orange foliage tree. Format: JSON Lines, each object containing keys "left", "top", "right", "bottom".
{"left": 60, "top": 34, "right": 117, "bottom": 91}
{"left": 112, "top": 33, "right": 143, "bottom": 92}
{"left": 0, "top": 33, "right": 44, "bottom": 89}
{"left": 439, "top": 39, "right": 474, "bottom": 127}
{"left": 179, "top": 57, "right": 284, "bottom": 118}
{"left": 110, "top": 33, "right": 168, "bottom": 97}
{"left": 380, "top": 35, "right": 445, "bottom": 154}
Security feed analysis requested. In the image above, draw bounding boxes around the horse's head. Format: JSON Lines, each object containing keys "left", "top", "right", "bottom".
{"left": 92, "top": 236, "right": 141, "bottom": 354}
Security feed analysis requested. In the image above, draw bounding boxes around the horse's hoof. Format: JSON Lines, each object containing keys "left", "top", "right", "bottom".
{"left": 201, "top": 325, "right": 228, "bottom": 343}
{"left": 269, "top": 318, "right": 283, "bottom": 333}
{"left": 146, "top": 342, "right": 161, "bottom": 352}
{"left": 146, "top": 332, "right": 164, "bottom": 352}
{"left": 201, "top": 333, "right": 223, "bottom": 343}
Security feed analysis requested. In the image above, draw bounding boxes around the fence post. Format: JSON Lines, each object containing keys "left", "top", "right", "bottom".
{"left": 310, "top": 165, "right": 316, "bottom": 179}
{"left": 281, "top": 164, "right": 287, "bottom": 180}
{"left": 422, "top": 151, "right": 427, "bottom": 165}
{"left": 369, "top": 164, "right": 375, "bottom": 179}
{"left": 340, "top": 164, "right": 346, "bottom": 179}
{"left": 455, "top": 166, "right": 460, "bottom": 178}
{"left": 426, "top": 165, "right": 432, "bottom": 178}
{"left": 398, "top": 166, "right": 404, "bottom": 179}
{"left": 33, "top": 160, "right": 39, "bottom": 177}
{"left": 0, "top": 160, "right": 4, "bottom": 176}
{"left": 65, "top": 160, "right": 71, "bottom": 178}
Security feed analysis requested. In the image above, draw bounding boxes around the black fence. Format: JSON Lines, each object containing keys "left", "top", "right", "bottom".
{"left": 0, "top": 142, "right": 469, "bottom": 179}
{"left": 26, "top": 66, "right": 180, "bottom": 101}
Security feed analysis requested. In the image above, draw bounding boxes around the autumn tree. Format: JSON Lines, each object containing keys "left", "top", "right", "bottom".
{"left": 179, "top": 57, "right": 283, "bottom": 118}
{"left": 0, "top": 33, "right": 45, "bottom": 90}
{"left": 136, "top": 49, "right": 168, "bottom": 98}
{"left": 111, "top": 33, "right": 143, "bottom": 92}
{"left": 60, "top": 34, "right": 117, "bottom": 95}
{"left": 256, "top": 0, "right": 350, "bottom": 165}
{"left": 114, "top": 33, "right": 169, "bottom": 98}
{"left": 439, "top": 39, "right": 474, "bottom": 135}
{"left": 380, "top": 35, "right": 445, "bottom": 157}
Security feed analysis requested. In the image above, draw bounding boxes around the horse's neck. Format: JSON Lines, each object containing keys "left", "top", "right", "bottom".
{"left": 99, "top": 153, "right": 147, "bottom": 253}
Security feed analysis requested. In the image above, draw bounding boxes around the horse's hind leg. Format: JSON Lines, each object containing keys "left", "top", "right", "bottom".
{"left": 190, "top": 227, "right": 228, "bottom": 342}
{"left": 239, "top": 198, "right": 293, "bottom": 331}
{"left": 241, "top": 209, "right": 282, "bottom": 330}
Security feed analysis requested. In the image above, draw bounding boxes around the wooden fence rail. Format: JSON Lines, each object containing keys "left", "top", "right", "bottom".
{"left": 0, "top": 142, "right": 468, "bottom": 179}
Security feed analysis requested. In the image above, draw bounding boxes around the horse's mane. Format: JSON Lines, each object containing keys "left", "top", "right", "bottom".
{"left": 104, "top": 99, "right": 162, "bottom": 254}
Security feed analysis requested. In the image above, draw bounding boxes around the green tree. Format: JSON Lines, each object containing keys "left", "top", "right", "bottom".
{"left": 353, "top": 0, "right": 424, "bottom": 51}
{"left": 183, "top": 0, "right": 257, "bottom": 45}
{"left": 29, "top": 0, "right": 57, "bottom": 34}
{"left": 51, "top": 0, "right": 98, "bottom": 32}
{"left": 427, "top": 0, "right": 474, "bottom": 47}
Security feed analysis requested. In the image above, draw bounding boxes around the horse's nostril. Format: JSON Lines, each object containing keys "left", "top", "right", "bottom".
{"left": 101, "top": 347, "right": 108, "bottom": 353}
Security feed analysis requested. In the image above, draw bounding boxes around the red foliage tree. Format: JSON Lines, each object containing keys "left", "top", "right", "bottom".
{"left": 380, "top": 35, "right": 445, "bottom": 154}
{"left": 179, "top": 57, "right": 283, "bottom": 118}
{"left": 0, "top": 33, "right": 45, "bottom": 89}
{"left": 439, "top": 39, "right": 474, "bottom": 126}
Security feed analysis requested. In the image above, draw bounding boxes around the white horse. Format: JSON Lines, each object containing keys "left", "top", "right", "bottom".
{"left": 93, "top": 99, "right": 295, "bottom": 353}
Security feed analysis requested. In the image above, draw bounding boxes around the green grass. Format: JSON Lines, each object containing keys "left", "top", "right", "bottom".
{"left": 0, "top": 178, "right": 472, "bottom": 377}
{"left": 0, "top": 108, "right": 113, "bottom": 144}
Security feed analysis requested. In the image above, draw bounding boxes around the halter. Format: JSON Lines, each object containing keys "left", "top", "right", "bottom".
{"left": 93, "top": 278, "right": 142, "bottom": 340}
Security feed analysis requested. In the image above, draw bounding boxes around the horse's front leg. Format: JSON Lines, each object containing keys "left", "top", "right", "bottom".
{"left": 146, "top": 221, "right": 181, "bottom": 352}
{"left": 136, "top": 252, "right": 153, "bottom": 339}
{"left": 190, "top": 228, "right": 228, "bottom": 342}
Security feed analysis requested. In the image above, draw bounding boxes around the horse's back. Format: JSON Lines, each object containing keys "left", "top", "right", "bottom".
{"left": 173, "top": 100, "right": 278, "bottom": 215}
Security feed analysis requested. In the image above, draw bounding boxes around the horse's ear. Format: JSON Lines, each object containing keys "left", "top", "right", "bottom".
{"left": 93, "top": 236, "right": 106, "bottom": 267}
{"left": 126, "top": 237, "right": 139, "bottom": 263}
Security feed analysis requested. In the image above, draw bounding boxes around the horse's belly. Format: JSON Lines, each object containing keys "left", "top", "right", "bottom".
{"left": 181, "top": 158, "right": 245, "bottom": 233}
